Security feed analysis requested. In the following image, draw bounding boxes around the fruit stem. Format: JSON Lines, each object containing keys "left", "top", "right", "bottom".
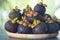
{"left": 39, "top": 0, "right": 43, "bottom": 4}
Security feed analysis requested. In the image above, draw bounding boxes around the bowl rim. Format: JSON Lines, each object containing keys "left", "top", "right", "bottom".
{"left": 6, "top": 31, "right": 58, "bottom": 39}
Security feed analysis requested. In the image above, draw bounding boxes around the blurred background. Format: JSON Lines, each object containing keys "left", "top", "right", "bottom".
{"left": 0, "top": 0, "right": 60, "bottom": 40}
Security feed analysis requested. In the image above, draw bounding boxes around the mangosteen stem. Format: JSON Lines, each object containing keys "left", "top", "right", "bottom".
{"left": 39, "top": 0, "right": 43, "bottom": 4}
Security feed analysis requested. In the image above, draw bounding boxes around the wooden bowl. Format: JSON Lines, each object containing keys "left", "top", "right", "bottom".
{"left": 6, "top": 31, "right": 58, "bottom": 39}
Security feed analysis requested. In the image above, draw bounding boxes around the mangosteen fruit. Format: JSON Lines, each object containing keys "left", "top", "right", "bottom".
{"left": 18, "top": 25, "right": 32, "bottom": 34}
{"left": 5, "top": 21, "right": 18, "bottom": 33}
{"left": 22, "top": 9, "right": 28, "bottom": 16}
{"left": 46, "top": 22, "right": 59, "bottom": 34}
{"left": 33, "top": 22, "right": 47, "bottom": 34}
{"left": 9, "top": 12, "right": 22, "bottom": 20}
{"left": 43, "top": 14, "right": 51, "bottom": 22}
{"left": 17, "top": 12, "right": 22, "bottom": 20}
{"left": 34, "top": 4, "right": 46, "bottom": 16}
{"left": 43, "top": 14, "right": 52, "bottom": 20}
{"left": 35, "top": 15, "right": 44, "bottom": 22}
{"left": 54, "top": 21, "right": 60, "bottom": 31}
{"left": 26, "top": 16, "right": 35, "bottom": 24}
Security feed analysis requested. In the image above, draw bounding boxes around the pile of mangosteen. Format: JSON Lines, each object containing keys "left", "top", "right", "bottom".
{"left": 5, "top": 3, "right": 60, "bottom": 34}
